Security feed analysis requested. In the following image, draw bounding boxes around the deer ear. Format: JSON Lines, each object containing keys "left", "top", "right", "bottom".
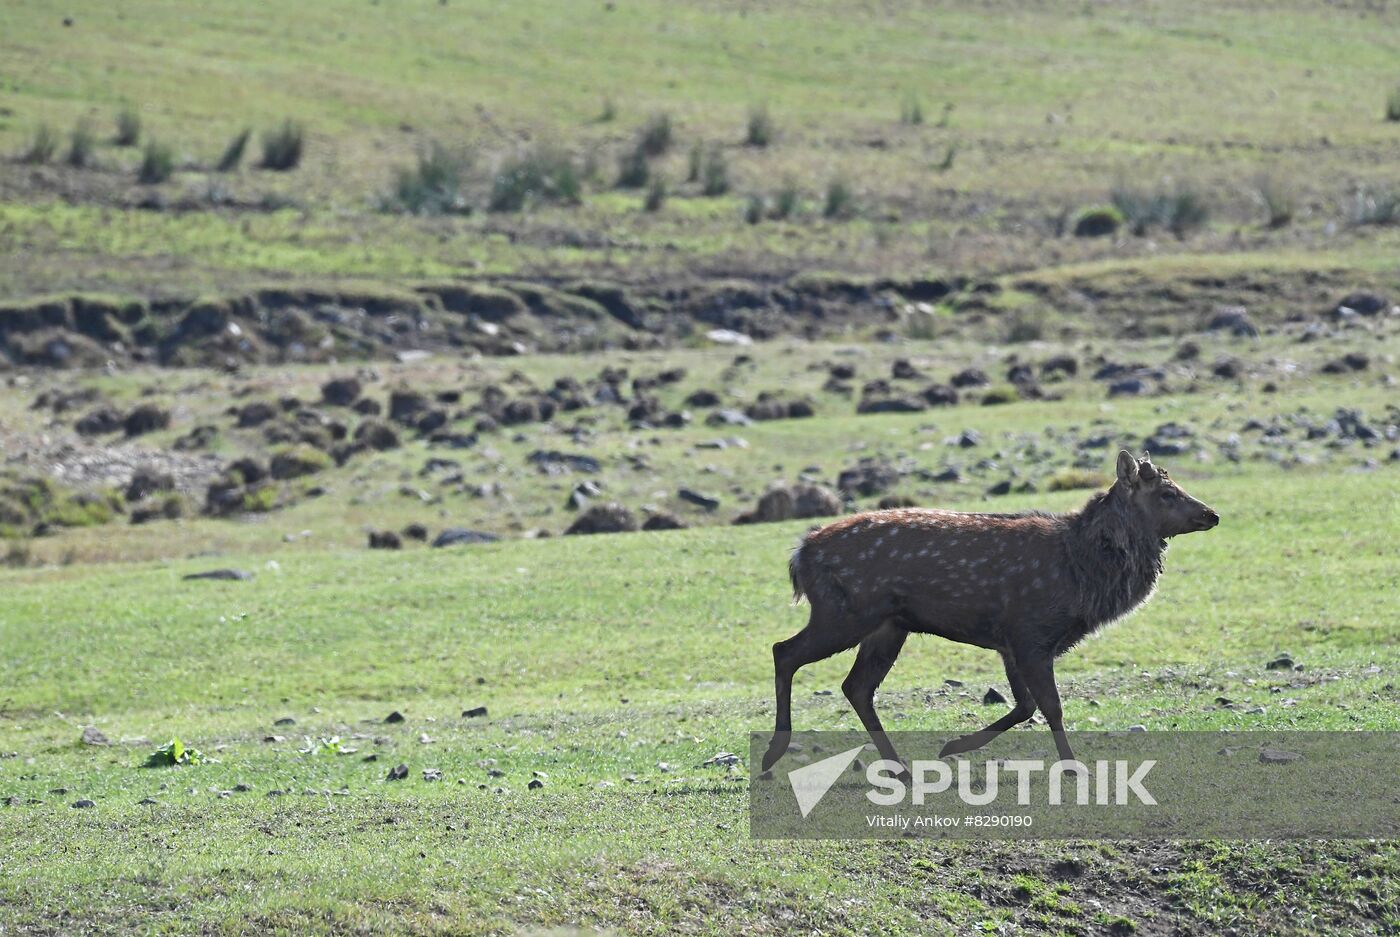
{"left": 1116, "top": 450, "right": 1139, "bottom": 486}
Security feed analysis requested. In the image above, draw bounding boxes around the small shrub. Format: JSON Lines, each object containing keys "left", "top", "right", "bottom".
{"left": 137, "top": 139, "right": 175, "bottom": 184}
{"left": 1387, "top": 85, "right": 1400, "bottom": 122}
{"left": 114, "top": 105, "right": 141, "bottom": 146}
{"left": 1111, "top": 182, "right": 1209, "bottom": 237}
{"left": 390, "top": 141, "right": 472, "bottom": 215}
{"left": 216, "top": 128, "right": 251, "bottom": 172}
{"left": 66, "top": 122, "right": 97, "bottom": 168}
{"left": 489, "top": 145, "right": 581, "bottom": 212}
{"left": 616, "top": 142, "right": 649, "bottom": 189}
{"left": 19, "top": 123, "right": 57, "bottom": 164}
{"left": 823, "top": 176, "right": 855, "bottom": 219}
{"left": 744, "top": 194, "right": 766, "bottom": 224}
{"left": 643, "top": 174, "right": 667, "bottom": 212}
{"left": 1165, "top": 187, "right": 1209, "bottom": 237}
{"left": 700, "top": 147, "right": 729, "bottom": 196}
{"left": 771, "top": 177, "right": 801, "bottom": 219}
{"left": 1252, "top": 173, "right": 1295, "bottom": 228}
{"left": 1347, "top": 187, "right": 1400, "bottom": 226}
{"left": 746, "top": 104, "right": 774, "bottom": 147}
{"left": 260, "top": 119, "right": 305, "bottom": 171}
{"left": 980, "top": 385, "right": 1018, "bottom": 405}
{"left": 1071, "top": 205, "right": 1123, "bottom": 238}
{"left": 638, "top": 112, "right": 673, "bottom": 156}
{"left": 900, "top": 95, "right": 924, "bottom": 125}
{"left": 598, "top": 97, "right": 617, "bottom": 122}
{"left": 1046, "top": 468, "right": 1108, "bottom": 492}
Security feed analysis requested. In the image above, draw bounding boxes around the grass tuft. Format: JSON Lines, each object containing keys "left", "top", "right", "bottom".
{"left": 745, "top": 104, "right": 774, "bottom": 147}
{"left": 771, "top": 178, "right": 801, "bottom": 219}
{"left": 900, "top": 95, "right": 925, "bottom": 125}
{"left": 1251, "top": 173, "right": 1295, "bottom": 228}
{"left": 598, "top": 97, "right": 617, "bottom": 123}
{"left": 137, "top": 139, "right": 175, "bottom": 184}
{"left": 489, "top": 145, "right": 581, "bottom": 212}
{"left": 1046, "top": 468, "right": 1109, "bottom": 491}
{"left": 260, "top": 120, "right": 305, "bottom": 171}
{"left": 638, "top": 112, "right": 673, "bottom": 156}
{"left": 700, "top": 147, "right": 730, "bottom": 196}
{"left": 18, "top": 122, "right": 58, "bottom": 164}
{"left": 1347, "top": 187, "right": 1399, "bottom": 227}
{"left": 389, "top": 141, "right": 472, "bottom": 215}
{"left": 216, "top": 128, "right": 251, "bottom": 172}
{"left": 823, "top": 176, "right": 856, "bottom": 219}
{"left": 643, "top": 174, "right": 667, "bottom": 212}
{"left": 744, "top": 194, "right": 766, "bottom": 224}
{"left": 616, "top": 143, "right": 650, "bottom": 189}
{"left": 1111, "top": 181, "right": 1210, "bottom": 237}
{"left": 114, "top": 104, "right": 141, "bottom": 146}
{"left": 66, "top": 122, "right": 97, "bottom": 169}
{"left": 1386, "top": 85, "right": 1400, "bottom": 122}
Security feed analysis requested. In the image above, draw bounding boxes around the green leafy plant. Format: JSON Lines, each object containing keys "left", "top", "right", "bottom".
{"left": 144, "top": 737, "right": 210, "bottom": 767}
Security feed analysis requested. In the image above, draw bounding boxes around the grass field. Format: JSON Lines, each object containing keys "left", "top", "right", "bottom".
{"left": 3, "top": 1, "right": 1400, "bottom": 933}
{"left": 4, "top": 0, "right": 1400, "bottom": 296}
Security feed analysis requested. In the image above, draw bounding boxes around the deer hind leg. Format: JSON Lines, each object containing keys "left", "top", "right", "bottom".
{"left": 938, "top": 650, "right": 1038, "bottom": 758}
{"left": 841, "top": 620, "right": 910, "bottom": 771}
{"left": 1015, "top": 650, "right": 1077, "bottom": 763}
{"left": 762, "top": 604, "right": 872, "bottom": 772}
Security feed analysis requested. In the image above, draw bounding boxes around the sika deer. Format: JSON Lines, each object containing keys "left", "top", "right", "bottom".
{"left": 762, "top": 450, "right": 1218, "bottom": 772}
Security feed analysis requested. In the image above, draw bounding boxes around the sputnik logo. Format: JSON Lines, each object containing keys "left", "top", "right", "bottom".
{"left": 787, "top": 746, "right": 867, "bottom": 818}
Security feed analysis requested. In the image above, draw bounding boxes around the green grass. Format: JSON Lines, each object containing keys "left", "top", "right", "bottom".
{"left": 5, "top": 0, "right": 1400, "bottom": 292}
{"left": 1, "top": 329, "right": 1398, "bottom": 932}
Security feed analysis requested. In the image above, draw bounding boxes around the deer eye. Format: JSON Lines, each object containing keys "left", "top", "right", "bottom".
{"left": 1160, "top": 490, "right": 1180, "bottom": 502}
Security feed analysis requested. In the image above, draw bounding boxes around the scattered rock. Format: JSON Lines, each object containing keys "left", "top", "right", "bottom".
{"left": 527, "top": 777, "right": 544, "bottom": 790}
{"left": 837, "top": 458, "right": 899, "bottom": 497}
{"left": 387, "top": 763, "right": 409, "bottom": 781}
{"left": 123, "top": 404, "right": 171, "bottom": 437}
{"left": 642, "top": 512, "right": 686, "bottom": 531}
{"left": 71, "top": 799, "right": 95, "bottom": 809}
{"left": 431, "top": 528, "right": 500, "bottom": 548}
{"left": 423, "top": 768, "right": 443, "bottom": 782}
{"left": 368, "top": 530, "right": 402, "bottom": 550}
{"left": 677, "top": 487, "right": 720, "bottom": 511}
{"left": 564, "top": 502, "right": 637, "bottom": 535}
{"left": 1259, "top": 748, "right": 1302, "bottom": 765}
{"left": 982, "top": 687, "right": 1007, "bottom": 705}
{"left": 80, "top": 726, "right": 109, "bottom": 746}
{"left": 182, "top": 568, "right": 252, "bottom": 581}
{"left": 321, "top": 377, "right": 362, "bottom": 407}
{"left": 462, "top": 706, "right": 488, "bottom": 718}
{"left": 1265, "top": 655, "right": 1295, "bottom": 671}
{"left": 385, "top": 711, "right": 406, "bottom": 723}
{"left": 950, "top": 368, "right": 990, "bottom": 388}
{"left": 1205, "top": 306, "right": 1259, "bottom": 338}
